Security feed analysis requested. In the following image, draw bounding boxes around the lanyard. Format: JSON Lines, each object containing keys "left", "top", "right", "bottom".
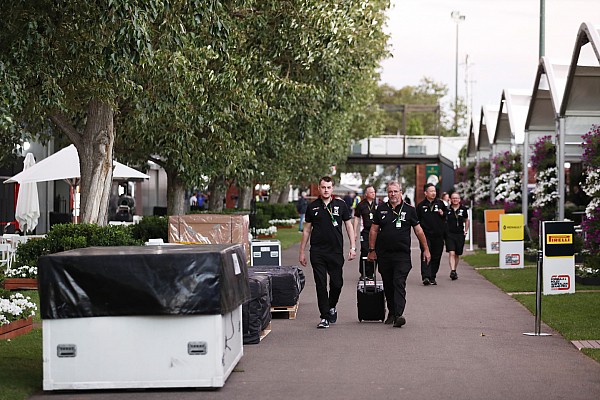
{"left": 388, "top": 201, "right": 404, "bottom": 223}
{"left": 324, "top": 201, "right": 337, "bottom": 223}
{"left": 452, "top": 206, "right": 461, "bottom": 227}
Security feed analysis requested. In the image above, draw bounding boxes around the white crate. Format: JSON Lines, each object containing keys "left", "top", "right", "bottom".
{"left": 43, "top": 307, "right": 242, "bottom": 390}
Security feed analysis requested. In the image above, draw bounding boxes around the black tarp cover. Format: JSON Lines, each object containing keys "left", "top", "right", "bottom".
{"left": 248, "top": 266, "right": 305, "bottom": 307}
{"left": 242, "top": 275, "right": 272, "bottom": 345}
{"left": 38, "top": 244, "right": 251, "bottom": 319}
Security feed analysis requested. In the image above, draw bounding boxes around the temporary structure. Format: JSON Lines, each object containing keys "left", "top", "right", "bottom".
{"left": 14, "top": 153, "right": 40, "bottom": 233}
{"left": 4, "top": 145, "right": 149, "bottom": 184}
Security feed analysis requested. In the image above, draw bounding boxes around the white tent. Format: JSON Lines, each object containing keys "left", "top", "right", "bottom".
{"left": 4, "top": 145, "right": 149, "bottom": 184}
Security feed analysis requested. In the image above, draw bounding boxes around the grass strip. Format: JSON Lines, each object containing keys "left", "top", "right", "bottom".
{"left": 274, "top": 223, "right": 303, "bottom": 250}
{"left": 0, "top": 328, "right": 42, "bottom": 400}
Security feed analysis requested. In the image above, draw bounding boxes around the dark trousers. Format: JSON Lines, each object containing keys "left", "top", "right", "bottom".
{"left": 378, "top": 255, "right": 412, "bottom": 317}
{"left": 359, "top": 230, "right": 374, "bottom": 278}
{"left": 421, "top": 235, "right": 444, "bottom": 280}
{"left": 310, "top": 251, "right": 344, "bottom": 320}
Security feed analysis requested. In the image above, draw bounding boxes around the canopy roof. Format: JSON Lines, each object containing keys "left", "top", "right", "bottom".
{"left": 494, "top": 89, "right": 531, "bottom": 147}
{"left": 476, "top": 105, "right": 499, "bottom": 158}
{"left": 4, "top": 145, "right": 149, "bottom": 184}
{"left": 525, "top": 57, "right": 569, "bottom": 132}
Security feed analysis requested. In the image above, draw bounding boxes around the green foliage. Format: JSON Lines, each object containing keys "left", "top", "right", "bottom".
{"left": 255, "top": 203, "right": 297, "bottom": 229}
{"left": 13, "top": 224, "right": 141, "bottom": 268}
{"left": 128, "top": 216, "right": 168, "bottom": 242}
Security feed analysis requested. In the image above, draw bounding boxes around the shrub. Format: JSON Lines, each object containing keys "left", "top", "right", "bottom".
{"left": 128, "top": 216, "right": 168, "bottom": 242}
{"left": 13, "top": 224, "right": 142, "bottom": 268}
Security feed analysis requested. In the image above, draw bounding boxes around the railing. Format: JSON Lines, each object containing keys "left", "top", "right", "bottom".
{"left": 350, "top": 135, "right": 441, "bottom": 157}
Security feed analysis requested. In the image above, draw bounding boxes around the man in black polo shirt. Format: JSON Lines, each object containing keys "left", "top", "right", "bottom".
{"left": 368, "top": 181, "right": 431, "bottom": 327}
{"left": 416, "top": 183, "right": 447, "bottom": 285}
{"left": 300, "top": 176, "right": 357, "bottom": 329}
{"left": 353, "top": 185, "right": 377, "bottom": 279}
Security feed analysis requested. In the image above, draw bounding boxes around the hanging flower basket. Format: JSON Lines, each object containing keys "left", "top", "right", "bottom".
{"left": 3, "top": 278, "right": 38, "bottom": 290}
{"left": 0, "top": 316, "right": 33, "bottom": 340}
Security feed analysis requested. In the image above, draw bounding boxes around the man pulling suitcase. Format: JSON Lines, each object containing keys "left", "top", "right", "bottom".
{"left": 367, "top": 181, "right": 431, "bottom": 327}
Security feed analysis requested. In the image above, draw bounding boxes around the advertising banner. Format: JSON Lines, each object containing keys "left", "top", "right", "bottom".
{"left": 542, "top": 221, "right": 575, "bottom": 295}
{"left": 484, "top": 209, "right": 505, "bottom": 254}
{"left": 499, "top": 214, "right": 524, "bottom": 268}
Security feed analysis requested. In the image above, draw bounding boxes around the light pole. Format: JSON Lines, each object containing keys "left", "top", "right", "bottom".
{"left": 451, "top": 11, "right": 465, "bottom": 134}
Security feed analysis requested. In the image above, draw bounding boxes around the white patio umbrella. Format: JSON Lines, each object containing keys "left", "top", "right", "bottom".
{"left": 14, "top": 153, "right": 40, "bottom": 233}
{"left": 4, "top": 145, "right": 149, "bottom": 185}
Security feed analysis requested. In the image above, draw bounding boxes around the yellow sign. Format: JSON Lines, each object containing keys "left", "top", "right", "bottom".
{"left": 546, "top": 234, "right": 573, "bottom": 244}
{"left": 500, "top": 214, "right": 524, "bottom": 241}
{"left": 484, "top": 209, "right": 505, "bottom": 232}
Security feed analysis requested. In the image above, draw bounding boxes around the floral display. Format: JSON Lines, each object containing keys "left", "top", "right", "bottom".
{"left": 473, "top": 161, "right": 491, "bottom": 204}
{"left": 268, "top": 219, "right": 297, "bottom": 227}
{"left": 255, "top": 226, "right": 278, "bottom": 237}
{"left": 530, "top": 136, "right": 558, "bottom": 210}
{"left": 5, "top": 266, "right": 37, "bottom": 279}
{"left": 0, "top": 292, "right": 37, "bottom": 326}
{"left": 494, "top": 170, "right": 522, "bottom": 203}
{"left": 581, "top": 125, "right": 600, "bottom": 265}
{"left": 532, "top": 167, "right": 558, "bottom": 208}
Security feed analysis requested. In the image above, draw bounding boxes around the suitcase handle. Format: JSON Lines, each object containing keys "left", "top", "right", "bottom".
{"left": 361, "top": 257, "right": 379, "bottom": 286}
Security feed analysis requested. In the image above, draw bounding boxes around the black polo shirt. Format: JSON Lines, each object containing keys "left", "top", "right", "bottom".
{"left": 416, "top": 198, "right": 447, "bottom": 237}
{"left": 446, "top": 205, "right": 469, "bottom": 234}
{"left": 355, "top": 199, "right": 376, "bottom": 233}
{"left": 305, "top": 197, "right": 351, "bottom": 254}
{"left": 372, "top": 201, "right": 419, "bottom": 258}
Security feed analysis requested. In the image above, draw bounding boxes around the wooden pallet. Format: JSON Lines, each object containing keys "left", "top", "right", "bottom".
{"left": 270, "top": 302, "right": 299, "bottom": 319}
{"left": 259, "top": 323, "right": 272, "bottom": 342}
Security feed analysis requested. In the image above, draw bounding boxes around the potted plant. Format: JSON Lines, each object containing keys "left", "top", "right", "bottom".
{"left": 0, "top": 291, "right": 37, "bottom": 340}
{"left": 3, "top": 266, "right": 38, "bottom": 290}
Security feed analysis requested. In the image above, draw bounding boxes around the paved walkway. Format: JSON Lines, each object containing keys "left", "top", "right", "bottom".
{"left": 31, "top": 236, "right": 600, "bottom": 400}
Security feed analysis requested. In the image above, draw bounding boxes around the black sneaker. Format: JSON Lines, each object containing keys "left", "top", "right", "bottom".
{"left": 393, "top": 315, "right": 406, "bottom": 328}
{"left": 328, "top": 308, "right": 338, "bottom": 324}
{"left": 450, "top": 270, "right": 458, "bottom": 280}
{"left": 317, "top": 319, "right": 330, "bottom": 329}
{"left": 384, "top": 313, "right": 395, "bottom": 325}
{"left": 430, "top": 279, "right": 437, "bottom": 285}
{"left": 422, "top": 278, "right": 430, "bottom": 286}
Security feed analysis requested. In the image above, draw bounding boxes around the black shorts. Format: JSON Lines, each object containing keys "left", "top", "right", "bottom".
{"left": 445, "top": 232, "right": 466, "bottom": 255}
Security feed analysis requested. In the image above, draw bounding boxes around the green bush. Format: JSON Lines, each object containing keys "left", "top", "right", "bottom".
{"left": 13, "top": 224, "right": 142, "bottom": 268}
{"left": 128, "top": 216, "right": 169, "bottom": 242}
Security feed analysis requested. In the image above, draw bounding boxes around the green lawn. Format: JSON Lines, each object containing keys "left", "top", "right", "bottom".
{"left": 464, "top": 249, "right": 600, "bottom": 364}
{"left": 273, "top": 223, "right": 303, "bottom": 250}
{"left": 0, "top": 324, "right": 42, "bottom": 400}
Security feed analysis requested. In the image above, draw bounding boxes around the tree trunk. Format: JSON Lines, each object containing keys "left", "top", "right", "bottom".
{"left": 238, "top": 185, "right": 253, "bottom": 210}
{"left": 268, "top": 189, "right": 281, "bottom": 204}
{"left": 76, "top": 99, "right": 115, "bottom": 225}
{"left": 166, "top": 167, "right": 186, "bottom": 216}
{"left": 278, "top": 185, "right": 290, "bottom": 203}
{"left": 208, "top": 176, "right": 225, "bottom": 212}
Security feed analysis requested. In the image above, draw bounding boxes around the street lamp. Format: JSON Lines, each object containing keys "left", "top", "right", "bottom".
{"left": 451, "top": 11, "right": 465, "bottom": 134}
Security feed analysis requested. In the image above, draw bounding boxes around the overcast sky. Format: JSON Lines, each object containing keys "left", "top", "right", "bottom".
{"left": 379, "top": 0, "right": 600, "bottom": 128}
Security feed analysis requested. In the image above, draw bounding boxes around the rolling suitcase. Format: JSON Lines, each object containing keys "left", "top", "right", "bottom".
{"left": 357, "top": 258, "right": 385, "bottom": 322}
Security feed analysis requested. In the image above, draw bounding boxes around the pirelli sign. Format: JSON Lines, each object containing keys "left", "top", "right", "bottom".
{"left": 544, "top": 222, "right": 575, "bottom": 258}
{"left": 546, "top": 234, "right": 573, "bottom": 244}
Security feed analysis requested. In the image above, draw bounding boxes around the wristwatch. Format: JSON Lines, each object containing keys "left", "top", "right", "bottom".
{"left": 368, "top": 248, "right": 375, "bottom": 252}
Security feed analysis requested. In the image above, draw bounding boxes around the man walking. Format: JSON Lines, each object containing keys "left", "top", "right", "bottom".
{"left": 445, "top": 192, "right": 469, "bottom": 280}
{"left": 416, "top": 183, "right": 447, "bottom": 285}
{"left": 300, "top": 177, "right": 357, "bottom": 329}
{"left": 353, "top": 185, "right": 377, "bottom": 279}
{"left": 368, "top": 181, "right": 431, "bottom": 327}
{"left": 296, "top": 191, "right": 308, "bottom": 232}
